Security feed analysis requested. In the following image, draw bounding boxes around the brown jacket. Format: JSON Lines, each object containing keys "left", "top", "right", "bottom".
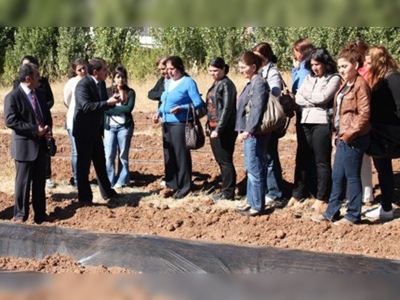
{"left": 334, "top": 74, "right": 371, "bottom": 144}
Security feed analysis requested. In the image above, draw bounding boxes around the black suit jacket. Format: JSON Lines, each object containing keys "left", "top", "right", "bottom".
{"left": 73, "top": 76, "right": 111, "bottom": 140}
{"left": 4, "top": 86, "right": 52, "bottom": 161}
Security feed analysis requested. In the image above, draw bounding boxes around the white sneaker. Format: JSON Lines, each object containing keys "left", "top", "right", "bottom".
{"left": 46, "top": 179, "right": 55, "bottom": 189}
{"left": 160, "top": 180, "right": 166, "bottom": 187}
{"left": 364, "top": 206, "right": 394, "bottom": 220}
{"left": 265, "top": 196, "right": 275, "bottom": 206}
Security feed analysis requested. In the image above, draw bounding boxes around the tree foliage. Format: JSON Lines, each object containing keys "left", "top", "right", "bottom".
{"left": 1, "top": 27, "right": 400, "bottom": 85}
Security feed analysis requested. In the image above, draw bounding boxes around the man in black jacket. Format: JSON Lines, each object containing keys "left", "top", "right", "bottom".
{"left": 4, "top": 63, "right": 54, "bottom": 223}
{"left": 147, "top": 56, "right": 170, "bottom": 106}
{"left": 73, "top": 57, "right": 121, "bottom": 204}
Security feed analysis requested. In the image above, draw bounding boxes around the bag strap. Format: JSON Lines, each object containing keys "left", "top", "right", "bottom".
{"left": 186, "top": 103, "right": 198, "bottom": 125}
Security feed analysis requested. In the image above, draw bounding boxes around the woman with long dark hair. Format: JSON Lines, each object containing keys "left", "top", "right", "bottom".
{"left": 104, "top": 66, "right": 136, "bottom": 188}
{"left": 206, "top": 57, "right": 237, "bottom": 201}
{"left": 292, "top": 48, "right": 342, "bottom": 211}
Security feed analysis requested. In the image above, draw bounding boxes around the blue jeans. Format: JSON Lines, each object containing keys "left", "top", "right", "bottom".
{"left": 104, "top": 125, "right": 134, "bottom": 186}
{"left": 324, "top": 135, "right": 370, "bottom": 223}
{"left": 67, "top": 128, "right": 78, "bottom": 184}
{"left": 244, "top": 134, "right": 268, "bottom": 211}
{"left": 265, "top": 132, "right": 283, "bottom": 200}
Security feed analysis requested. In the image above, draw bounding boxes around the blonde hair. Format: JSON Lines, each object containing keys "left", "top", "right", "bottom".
{"left": 367, "top": 45, "right": 399, "bottom": 90}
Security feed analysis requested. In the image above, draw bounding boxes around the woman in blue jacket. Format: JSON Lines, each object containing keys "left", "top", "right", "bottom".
{"left": 153, "top": 56, "right": 204, "bottom": 199}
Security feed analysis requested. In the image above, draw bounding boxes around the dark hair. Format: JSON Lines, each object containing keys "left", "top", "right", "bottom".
{"left": 165, "top": 56, "right": 185, "bottom": 73}
{"left": 238, "top": 51, "right": 263, "bottom": 71}
{"left": 20, "top": 55, "right": 39, "bottom": 67}
{"left": 68, "top": 57, "right": 87, "bottom": 79}
{"left": 292, "top": 38, "right": 314, "bottom": 62}
{"left": 112, "top": 65, "right": 129, "bottom": 89}
{"left": 18, "top": 63, "right": 38, "bottom": 82}
{"left": 252, "top": 42, "right": 278, "bottom": 64}
{"left": 337, "top": 48, "right": 364, "bottom": 69}
{"left": 208, "top": 57, "right": 229, "bottom": 75}
{"left": 305, "top": 48, "right": 337, "bottom": 76}
{"left": 88, "top": 57, "right": 106, "bottom": 75}
{"left": 156, "top": 55, "right": 169, "bottom": 67}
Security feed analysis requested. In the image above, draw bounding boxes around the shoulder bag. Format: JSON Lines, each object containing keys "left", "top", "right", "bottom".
{"left": 185, "top": 104, "right": 206, "bottom": 150}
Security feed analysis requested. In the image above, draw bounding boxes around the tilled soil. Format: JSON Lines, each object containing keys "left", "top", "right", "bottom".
{"left": 0, "top": 111, "right": 400, "bottom": 273}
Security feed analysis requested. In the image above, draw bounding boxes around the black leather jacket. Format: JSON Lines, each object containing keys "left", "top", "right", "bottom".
{"left": 206, "top": 76, "right": 237, "bottom": 134}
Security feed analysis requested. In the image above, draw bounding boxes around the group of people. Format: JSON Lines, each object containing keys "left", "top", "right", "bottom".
{"left": 3, "top": 37, "right": 400, "bottom": 225}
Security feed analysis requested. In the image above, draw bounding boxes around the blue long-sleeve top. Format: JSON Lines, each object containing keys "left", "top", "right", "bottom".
{"left": 158, "top": 76, "right": 204, "bottom": 123}
{"left": 292, "top": 60, "right": 310, "bottom": 95}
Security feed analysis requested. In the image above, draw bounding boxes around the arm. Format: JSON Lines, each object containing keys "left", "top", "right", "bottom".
{"left": 307, "top": 75, "right": 342, "bottom": 106}
{"left": 105, "top": 89, "right": 136, "bottom": 115}
{"left": 75, "top": 80, "right": 110, "bottom": 114}
{"left": 267, "top": 68, "right": 282, "bottom": 97}
{"left": 4, "top": 92, "right": 38, "bottom": 137}
{"left": 342, "top": 81, "right": 371, "bottom": 144}
{"left": 40, "top": 77, "right": 55, "bottom": 109}
{"left": 387, "top": 72, "right": 400, "bottom": 119}
{"left": 63, "top": 78, "right": 74, "bottom": 108}
{"left": 246, "top": 76, "right": 269, "bottom": 134}
{"left": 181, "top": 78, "right": 203, "bottom": 110}
{"left": 147, "top": 77, "right": 165, "bottom": 101}
{"left": 215, "top": 79, "right": 236, "bottom": 134}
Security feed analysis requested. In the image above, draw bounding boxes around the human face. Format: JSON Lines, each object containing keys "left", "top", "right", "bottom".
{"left": 166, "top": 62, "right": 182, "bottom": 80}
{"left": 113, "top": 73, "right": 126, "bottom": 87}
{"left": 75, "top": 64, "right": 87, "bottom": 79}
{"left": 94, "top": 62, "right": 108, "bottom": 81}
{"left": 338, "top": 58, "right": 358, "bottom": 83}
{"left": 157, "top": 62, "right": 169, "bottom": 79}
{"left": 238, "top": 61, "right": 256, "bottom": 80}
{"left": 311, "top": 59, "right": 326, "bottom": 78}
{"left": 208, "top": 66, "right": 225, "bottom": 82}
{"left": 28, "top": 67, "right": 40, "bottom": 89}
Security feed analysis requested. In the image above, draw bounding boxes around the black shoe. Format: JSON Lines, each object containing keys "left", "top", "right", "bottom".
{"left": 173, "top": 191, "right": 189, "bottom": 199}
{"left": 236, "top": 203, "right": 251, "bottom": 212}
{"left": 211, "top": 193, "right": 234, "bottom": 202}
{"left": 240, "top": 209, "right": 263, "bottom": 217}
{"left": 34, "top": 214, "right": 58, "bottom": 224}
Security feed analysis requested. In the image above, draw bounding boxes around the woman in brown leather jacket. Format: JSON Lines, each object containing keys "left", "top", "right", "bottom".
{"left": 206, "top": 57, "right": 238, "bottom": 201}
{"left": 312, "top": 48, "right": 371, "bottom": 225}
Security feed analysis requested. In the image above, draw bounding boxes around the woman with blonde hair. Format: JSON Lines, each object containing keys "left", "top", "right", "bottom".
{"left": 364, "top": 45, "right": 400, "bottom": 221}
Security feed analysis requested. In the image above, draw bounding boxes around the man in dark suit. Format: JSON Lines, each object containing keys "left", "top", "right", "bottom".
{"left": 147, "top": 55, "right": 170, "bottom": 106}
{"left": 4, "top": 63, "right": 54, "bottom": 224}
{"left": 13, "top": 55, "right": 56, "bottom": 189}
{"left": 73, "top": 57, "right": 121, "bottom": 204}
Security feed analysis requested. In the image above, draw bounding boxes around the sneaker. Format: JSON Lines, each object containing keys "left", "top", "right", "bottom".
{"left": 264, "top": 196, "right": 275, "bottom": 206}
{"left": 286, "top": 197, "right": 300, "bottom": 208}
{"left": 333, "top": 218, "right": 354, "bottom": 226}
{"left": 160, "top": 180, "right": 166, "bottom": 187}
{"left": 364, "top": 206, "right": 394, "bottom": 220}
{"left": 211, "top": 193, "right": 233, "bottom": 202}
{"left": 160, "top": 188, "right": 175, "bottom": 198}
{"left": 311, "top": 214, "right": 329, "bottom": 223}
{"left": 46, "top": 179, "right": 55, "bottom": 189}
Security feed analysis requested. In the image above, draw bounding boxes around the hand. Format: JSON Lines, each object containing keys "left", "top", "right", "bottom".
{"left": 107, "top": 95, "right": 122, "bottom": 106}
{"left": 38, "top": 125, "right": 48, "bottom": 137}
{"left": 170, "top": 106, "right": 181, "bottom": 114}
{"left": 153, "top": 112, "right": 160, "bottom": 124}
{"left": 210, "top": 131, "right": 218, "bottom": 139}
{"left": 238, "top": 131, "right": 249, "bottom": 142}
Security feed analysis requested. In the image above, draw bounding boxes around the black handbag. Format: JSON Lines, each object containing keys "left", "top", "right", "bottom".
{"left": 366, "top": 123, "right": 400, "bottom": 159}
{"left": 185, "top": 104, "right": 205, "bottom": 150}
{"left": 46, "top": 137, "right": 57, "bottom": 156}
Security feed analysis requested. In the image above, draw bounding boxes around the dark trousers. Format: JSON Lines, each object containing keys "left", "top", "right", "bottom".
{"left": 373, "top": 157, "right": 394, "bottom": 211}
{"left": 210, "top": 128, "right": 237, "bottom": 199}
{"left": 293, "top": 123, "right": 331, "bottom": 200}
{"left": 14, "top": 140, "right": 47, "bottom": 221}
{"left": 162, "top": 123, "right": 192, "bottom": 197}
{"left": 75, "top": 136, "right": 115, "bottom": 202}
{"left": 45, "top": 154, "right": 51, "bottom": 180}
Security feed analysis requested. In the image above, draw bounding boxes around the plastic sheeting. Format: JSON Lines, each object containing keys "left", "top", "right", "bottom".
{"left": 1, "top": 222, "right": 399, "bottom": 274}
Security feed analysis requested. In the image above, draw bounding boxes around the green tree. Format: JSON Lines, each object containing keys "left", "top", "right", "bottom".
{"left": 57, "top": 27, "right": 88, "bottom": 78}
